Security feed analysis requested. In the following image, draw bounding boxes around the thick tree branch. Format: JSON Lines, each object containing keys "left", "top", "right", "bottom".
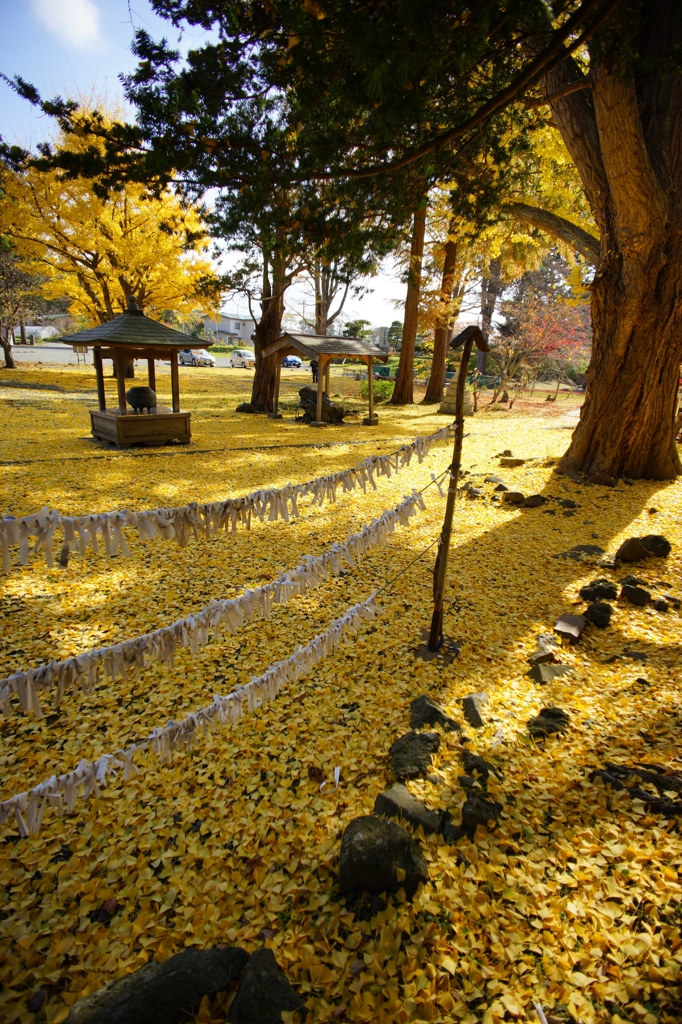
{"left": 525, "top": 77, "right": 592, "bottom": 108}
{"left": 509, "top": 202, "right": 601, "bottom": 265}
{"left": 318, "top": 0, "right": 622, "bottom": 180}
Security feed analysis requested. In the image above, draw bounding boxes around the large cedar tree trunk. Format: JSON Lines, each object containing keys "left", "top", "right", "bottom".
{"left": 423, "top": 231, "right": 459, "bottom": 403}
{"left": 391, "top": 203, "right": 427, "bottom": 405}
{"left": 547, "top": 5, "right": 682, "bottom": 479}
{"left": 477, "top": 259, "right": 502, "bottom": 374}
{"left": 251, "top": 255, "right": 287, "bottom": 412}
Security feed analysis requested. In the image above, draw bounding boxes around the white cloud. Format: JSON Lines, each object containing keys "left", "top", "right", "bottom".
{"left": 29, "top": 0, "right": 102, "bottom": 49}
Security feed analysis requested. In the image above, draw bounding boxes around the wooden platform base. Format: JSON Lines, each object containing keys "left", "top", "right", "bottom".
{"left": 89, "top": 408, "right": 191, "bottom": 447}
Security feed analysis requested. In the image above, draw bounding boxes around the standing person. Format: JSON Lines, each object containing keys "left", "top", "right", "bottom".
{"left": 311, "top": 357, "right": 318, "bottom": 383}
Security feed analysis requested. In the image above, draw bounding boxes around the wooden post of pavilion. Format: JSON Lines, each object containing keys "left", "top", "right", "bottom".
{"left": 363, "top": 355, "right": 378, "bottom": 426}
{"left": 147, "top": 357, "right": 157, "bottom": 396}
{"left": 94, "top": 347, "right": 106, "bottom": 411}
{"left": 170, "top": 350, "right": 180, "bottom": 413}
{"left": 313, "top": 354, "right": 326, "bottom": 427}
{"left": 324, "top": 359, "right": 331, "bottom": 396}
{"left": 115, "top": 351, "right": 127, "bottom": 413}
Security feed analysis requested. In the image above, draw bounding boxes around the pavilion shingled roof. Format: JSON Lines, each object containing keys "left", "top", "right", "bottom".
{"left": 60, "top": 297, "right": 197, "bottom": 349}
{"left": 264, "top": 333, "right": 388, "bottom": 361}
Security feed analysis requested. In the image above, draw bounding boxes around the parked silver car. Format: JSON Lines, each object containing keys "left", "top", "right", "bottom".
{"left": 229, "top": 349, "right": 256, "bottom": 368}
{"left": 179, "top": 348, "right": 215, "bottom": 367}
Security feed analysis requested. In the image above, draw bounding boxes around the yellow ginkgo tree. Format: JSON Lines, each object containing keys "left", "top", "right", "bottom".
{"left": 0, "top": 110, "right": 219, "bottom": 330}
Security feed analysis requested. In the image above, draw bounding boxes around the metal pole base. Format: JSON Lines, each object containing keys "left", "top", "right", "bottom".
{"left": 362, "top": 415, "right": 379, "bottom": 426}
{"left": 310, "top": 421, "right": 327, "bottom": 428}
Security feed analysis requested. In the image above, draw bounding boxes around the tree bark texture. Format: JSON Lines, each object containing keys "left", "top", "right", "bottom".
{"left": 477, "top": 259, "right": 502, "bottom": 374}
{"left": 251, "top": 253, "right": 287, "bottom": 412}
{"left": 543, "top": 5, "right": 682, "bottom": 479}
{"left": 391, "top": 203, "right": 427, "bottom": 405}
{"left": 0, "top": 322, "right": 16, "bottom": 369}
{"left": 423, "top": 233, "right": 459, "bottom": 403}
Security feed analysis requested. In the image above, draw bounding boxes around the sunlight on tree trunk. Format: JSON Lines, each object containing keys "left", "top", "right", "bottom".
{"left": 392, "top": 203, "right": 427, "bottom": 406}
{"left": 423, "top": 233, "right": 460, "bottom": 404}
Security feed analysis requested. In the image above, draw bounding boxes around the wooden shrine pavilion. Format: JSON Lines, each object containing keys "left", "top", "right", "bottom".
{"left": 261, "top": 333, "right": 388, "bottom": 426}
{"left": 60, "top": 296, "right": 205, "bottom": 447}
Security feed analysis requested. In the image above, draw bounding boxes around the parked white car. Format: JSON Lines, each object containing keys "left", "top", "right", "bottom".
{"left": 229, "top": 349, "right": 256, "bottom": 368}
{"left": 179, "top": 348, "right": 215, "bottom": 367}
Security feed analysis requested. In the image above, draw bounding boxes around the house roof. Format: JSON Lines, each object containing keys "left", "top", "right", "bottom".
{"left": 262, "top": 332, "right": 388, "bottom": 362}
{"left": 60, "top": 297, "right": 201, "bottom": 350}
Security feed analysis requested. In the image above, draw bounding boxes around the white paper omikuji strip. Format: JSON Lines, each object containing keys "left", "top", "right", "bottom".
{"left": 0, "top": 594, "right": 378, "bottom": 837}
{"left": 0, "top": 490, "right": 425, "bottom": 720}
{"left": 0, "top": 423, "right": 454, "bottom": 572}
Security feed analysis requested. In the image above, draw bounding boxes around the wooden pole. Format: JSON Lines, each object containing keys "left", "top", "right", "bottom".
{"left": 170, "top": 350, "right": 180, "bottom": 413}
{"left": 272, "top": 357, "right": 282, "bottom": 416}
{"left": 94, "top": 347, "right": 106, "bottom": 411}
{"left": 147, "top": 357, "right": 157, "bottom": 395}
{"left": 115, "top": 349, "right": 127, "bottom": 413}
{"left": 324, "top": 359, "right": 331, "bottom": 396}
{"left": 316, "top": 356, "right": 325, "bottom": 424}
{"left": 368, "top": 357, "right": 374, "bottom": 419}
{"left": 427, "top": 327, "right": 487, "bottom": 651}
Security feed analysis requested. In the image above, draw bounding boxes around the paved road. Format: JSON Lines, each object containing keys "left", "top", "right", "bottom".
{"left": 10, "top": 342, "right": 248, "bottom": 370}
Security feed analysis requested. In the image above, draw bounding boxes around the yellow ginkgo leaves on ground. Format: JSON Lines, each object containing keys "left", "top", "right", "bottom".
{"left": 0, "top": 364, "right": 681, "bottom": 1024}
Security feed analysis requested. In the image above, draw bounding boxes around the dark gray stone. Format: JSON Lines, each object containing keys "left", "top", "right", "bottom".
{"left": 440, "top": 820, "right": 462, "bottom": 844}
{"left": 640, "top": 535, "right": 672, "bottom": 558}
{"left": 527, "top": 707, "right": 570, "bottom": 739}
{"left": 462, "top": 694, "right": 486, "bottom": 729}
{"left": 409, "top": 695, "right": 460, "bottom": 732}
{"left": 524, "top": 494, "right": 545, "bottom": 508}
{"left": 662, "top": 593, "right": 681, "bottom": 609}
{"left": 236, "top": 402, "right": 256, "bottom": 413}
{"left": 615, "top": 538, "right": 651, "bottom": 563}
{"left": 460, "top": 793, "right": 502, "bottom": 836}
{"left": 374, "top": 784, "right": 441, "bottom": 835}
{"left": 66, "top": 947, "right": 249, "bottom": 1024}
{"left": 461, "top": 751, "right": 499, "bottom": 783}
{"left": 619, "top": 574, "right": 647, "bottom": 586}
{"left": 557, "top": 498, "right": 578, "bottom": 509}
{"left": 527, "top": 663, "right": 573, "bottom": 684}
{"left": 554, "top": 614, "right": 588, "bottom": 644}
{"left": 299, "top": 386, "right": 345, "bottom": 424}
{"left": 579, "top": 578, "right": 618, "bottom": 602}
{"left": 390, "top": 731, "right": 440, "bottom": 780}
{"left": 467, "top": 487, "right": 484, "bottom": 498}
{"left": 228, "top": 949, "right": 304, "bottom": 1024}
{"left": 125, "top": 386, "right": 156, "bottom": 412}
{"left": 527, "top": 649, "right": 558, "bottom": 666}
{"left": 484, "top": 475, "right": 504, "bottom": 483}
{"left": 503, "top": 490, "right": 525, "bottom": 504}
{"left": 620, "top": 584, "right": 651, "bottom": 607}
{"left": 494, "top": 483, "right": 509, "bottom": 492}
{"left": 653, "top": 597, "right": 669, "bottom": 612}
{"left": 584, "top": 602, "right": 613, "bottom": 628}
{"left": 338, "top": 815, "right": 428, "bottom": 897}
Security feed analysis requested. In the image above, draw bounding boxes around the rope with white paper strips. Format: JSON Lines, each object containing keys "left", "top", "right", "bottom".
{"left": 0, "top": 594, "right": 377, "bottom": 837}
{"left": 0, "top": 490, "right": 425, "bottom": 720}
{"left": 0, "top": 422, "right": 454, "bottom": 573}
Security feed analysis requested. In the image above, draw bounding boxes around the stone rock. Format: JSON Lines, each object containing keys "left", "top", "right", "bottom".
{"left": 499, "top": 457, "right": 526, "bottom": 467}
{"left": 337, "top": 816, "right": 429, "bottom": 897}
{"left": 649, "top": 507, "right": 659, "bottom": 515}
{"left": 527, "top": 663, "right": 573, "bottom": 684}
{"left": 640, "top": 534, "right": 672, "bottom": 558}
{"left": 584, "top": 601, "right": 613, "bottom": 628}
{"left": 467, "top": 487, "right": 484, "bottom": 498}
{"left": 460, "top": 792, "right": 502, "bottom": 836}
{"left": 620, "top": 584, "right": 651, "bottom": 607}
{"left": 494, "top": 482, "right": 509, "bottom": 492}
{"left": 484, "top": 475, "right": 504, "bottom": 483}
{"left": 390, "top": 731, "right": 440, "bottom": 780}
{"left": 490, "top": 494, "right": 500, "bottom": 502}
{"left": 527, "top": 707, "right": 570, "bottom": 739}
{"left": 228, "top": 949, "right": 304, "bottom": 1024}
{"left": 588, "top": 472, "right": 617, "bottom": 487}
{"left": 461, "top": 751, "right": 499, "bottom": 783}
{"left": 524, "top": 494, "right": 545, "bottom": 507}
{"left": 462, "top": 694, "right": 486, "bottom": 729}
{"left": 615, "top": 537, "right": 651, "bottom": 563}
{"left": 527, "top": 649, "right": 558, "bottom": 666}
{"left": 579, "top": 578, "right": 618, "bottom": 602}
{"left": 66, "top": 947, "right": 249, "bottom": 1024}
{"left": 662, "top": 593, "right": 681, "bottom": 609}
{"left": 554, "top": 614, "right": 588, "bottom": 644}
{"left": 653, "top": 597, "right": 669, "bottom": 612}
{"left": 557, "top": 498, "right": 578, "bottom": 509}
{"left": 235, "top": 402, "right": 256, "bottom": 413}
{"left": 125, "top": 386, "right": 156, "bottom": 412}
{"left": 374, "top": 784, "right": 441, "bottom": 835}
{"left": 619, "top": 574, "right": 647, "bottom": 586}
{"left": 503, "top": 491, "right": 525, "bottom": 504}
{"left": 299, "top": 386, "right": 345, "bottom": 424}
{"left": 440, "top": 820, "right": 462, "bottom": 844}
{"left": 500, "top": 449, "right": 512, "bottom": 457}
{"left": 409, "top": 695, "right": 460, "bottom": 733}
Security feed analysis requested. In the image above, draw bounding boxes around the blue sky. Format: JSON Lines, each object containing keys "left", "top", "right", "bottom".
{"left": 0, "top": 0, "right": 212, "bottom": 146}
{"left": 0, "top": 0, "right": 408, "bottom": 325}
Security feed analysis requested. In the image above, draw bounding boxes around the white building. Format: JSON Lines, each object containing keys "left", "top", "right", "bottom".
{"left": 13, "top": 325, "right": 59, "bottom": 343}
{"left": 202, "top": 312, "right": 256, "bottom": 345}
